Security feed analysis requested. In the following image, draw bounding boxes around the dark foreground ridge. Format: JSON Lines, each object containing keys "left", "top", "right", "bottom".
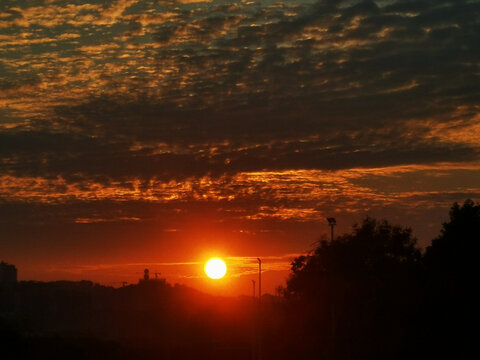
{"left": 1, "top": 200, "right": 478, "bottom": 360}
{"left": 1, "top": 278, "right": 259, "bottom": 360}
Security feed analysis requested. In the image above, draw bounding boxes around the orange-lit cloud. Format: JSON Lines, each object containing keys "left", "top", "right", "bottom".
{"left": 1, "top": 0, "right": 480, "bottom": 294}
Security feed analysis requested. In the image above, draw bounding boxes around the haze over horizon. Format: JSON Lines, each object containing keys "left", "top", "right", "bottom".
{"left": 1, "top": 0, "right": 479, "bottom": 295}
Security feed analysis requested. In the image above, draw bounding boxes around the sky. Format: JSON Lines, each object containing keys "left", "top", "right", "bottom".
{"left": 0, "top": 0, "right": 479, "bottom": 295}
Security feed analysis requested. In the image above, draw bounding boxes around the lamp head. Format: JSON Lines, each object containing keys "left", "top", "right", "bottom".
{"left": 326, "top": 217, "right": 336, "bottom": 225}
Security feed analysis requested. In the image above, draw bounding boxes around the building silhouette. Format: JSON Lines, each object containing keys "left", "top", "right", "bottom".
{"left": 0, "top": 261, "right": 17, "bottom": 283}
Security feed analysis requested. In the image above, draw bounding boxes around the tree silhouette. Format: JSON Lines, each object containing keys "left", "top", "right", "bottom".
{"left": 422, "top": 199, "right": 479, "bottom": 357}
{"left": 424, "top": 199, "right": 479, "bottom": 280}
{"left": 285, "top": 217, "right": 421, "bottom": 299}
{"left": 283, "top": 217, "right": 423, "bottom": 360}
{"left": 3, "top": 203, "right": 479, "bottom": 360}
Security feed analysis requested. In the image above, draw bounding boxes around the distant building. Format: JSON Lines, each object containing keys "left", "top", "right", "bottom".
{"left": 138, "top": 268, "right": 150, "bottom": 283}
{"left": 0, "top": 262, "right": 17, "bottom": 283}
{"left": 138, "top": 268, "right": 165, "bottom": 284}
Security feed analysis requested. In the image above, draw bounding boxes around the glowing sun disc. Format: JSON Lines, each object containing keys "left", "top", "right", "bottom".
{"left": 205, "top": 258, "right": 227, "bottom": 279}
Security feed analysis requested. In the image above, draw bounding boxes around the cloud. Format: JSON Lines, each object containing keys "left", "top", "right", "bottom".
{"left": 95, "top": 0, "right": 138, "bottom": 25}
{"left": 1, "top": 0, "right": 480, "bottom": 247}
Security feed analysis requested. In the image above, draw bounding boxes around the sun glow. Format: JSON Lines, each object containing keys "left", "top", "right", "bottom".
{"left": 205, "top": 258, "right": 227, "bottom": 279}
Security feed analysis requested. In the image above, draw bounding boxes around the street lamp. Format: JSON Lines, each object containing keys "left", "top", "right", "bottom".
{"left": 327, "top": 217, "right": 336, "bottom": 241}
{"left": 257, "top": 258, "right": 262, "bottom": 303}
{"left": 250, "top": 259, "right": 263, "bottom": 360}
{"left": 257, "top": 258, "right": 262, "bottom": 360}
{"left": 326, "top": 218, "right": 337, "bottom": 359}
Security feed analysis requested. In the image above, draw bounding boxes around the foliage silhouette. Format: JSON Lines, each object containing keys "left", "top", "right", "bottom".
{"left": 1, "top": 201, "right": 478, "bottom": 359}
{"left": 282, "top": 217, "right": 424, "bottom": 360}
{"left": 422, "top": 199, "right": 479, "bottom": 357}
{"left": 425, "top": 199, "right": 479, "bottom": 279}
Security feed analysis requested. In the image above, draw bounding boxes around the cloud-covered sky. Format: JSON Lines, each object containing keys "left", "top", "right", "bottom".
{"left": 1, "top": 0, "right": 479, "bottom": 293}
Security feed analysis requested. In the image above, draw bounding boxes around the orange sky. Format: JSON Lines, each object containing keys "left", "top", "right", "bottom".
{"left": 1, "top": 0, "right": 479, "bottom": 295}
{"left": 18, "top": 256, "right": 293, "bottom": 296}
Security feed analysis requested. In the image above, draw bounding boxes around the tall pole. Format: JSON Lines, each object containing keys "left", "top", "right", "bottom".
{"left": 326, "top": 217, "right": 337, "bottom": 360}
{"left": 327, "top": 217, "right": 336, "bottom": 241}
{"left": 257, "top": 258, "right": 262, "bottom": 360}
{"left": 257, "top": 258, "right": 262, "bottom": 302}
{"left": 251, "top": 279, "right": 256, "bottom": 360}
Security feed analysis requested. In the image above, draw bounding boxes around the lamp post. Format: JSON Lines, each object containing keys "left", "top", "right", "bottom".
{"left": 327, "top": 217, "right": 336, "bottom": 241}
{"left": 257, "top": 258, "right": 262, "bottom": 360}
{"left": 257, "top": 258, "right": 262, "bottom": 303}
{"left": 326, "top": 218, "right": 337, "bottom": 359}
{"left": 251, "top": 279, "right": 256, "bottom": 360}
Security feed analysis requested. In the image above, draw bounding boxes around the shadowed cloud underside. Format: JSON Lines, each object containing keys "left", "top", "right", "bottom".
{"left": 1, "top": 0, "right": 479, "bottom": 293}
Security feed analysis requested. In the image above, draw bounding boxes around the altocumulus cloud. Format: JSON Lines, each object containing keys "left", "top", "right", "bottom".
{"left": 0, "top": 0, "right": 479, "bottom": 245}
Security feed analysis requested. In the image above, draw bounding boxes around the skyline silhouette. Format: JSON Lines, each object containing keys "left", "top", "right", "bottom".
{"left": 1, "top": 1, "right": 479, "bottom": 357}
{"left": 1, "top": 0, "right": 480, "bottom": 293}
{"left": 1, "top": 200, "right": 478, "bottom": 359}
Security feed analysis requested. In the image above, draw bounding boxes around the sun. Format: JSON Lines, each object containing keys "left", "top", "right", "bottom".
{"left": 205, "top": 258, "right": 227, "bottom": 279}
